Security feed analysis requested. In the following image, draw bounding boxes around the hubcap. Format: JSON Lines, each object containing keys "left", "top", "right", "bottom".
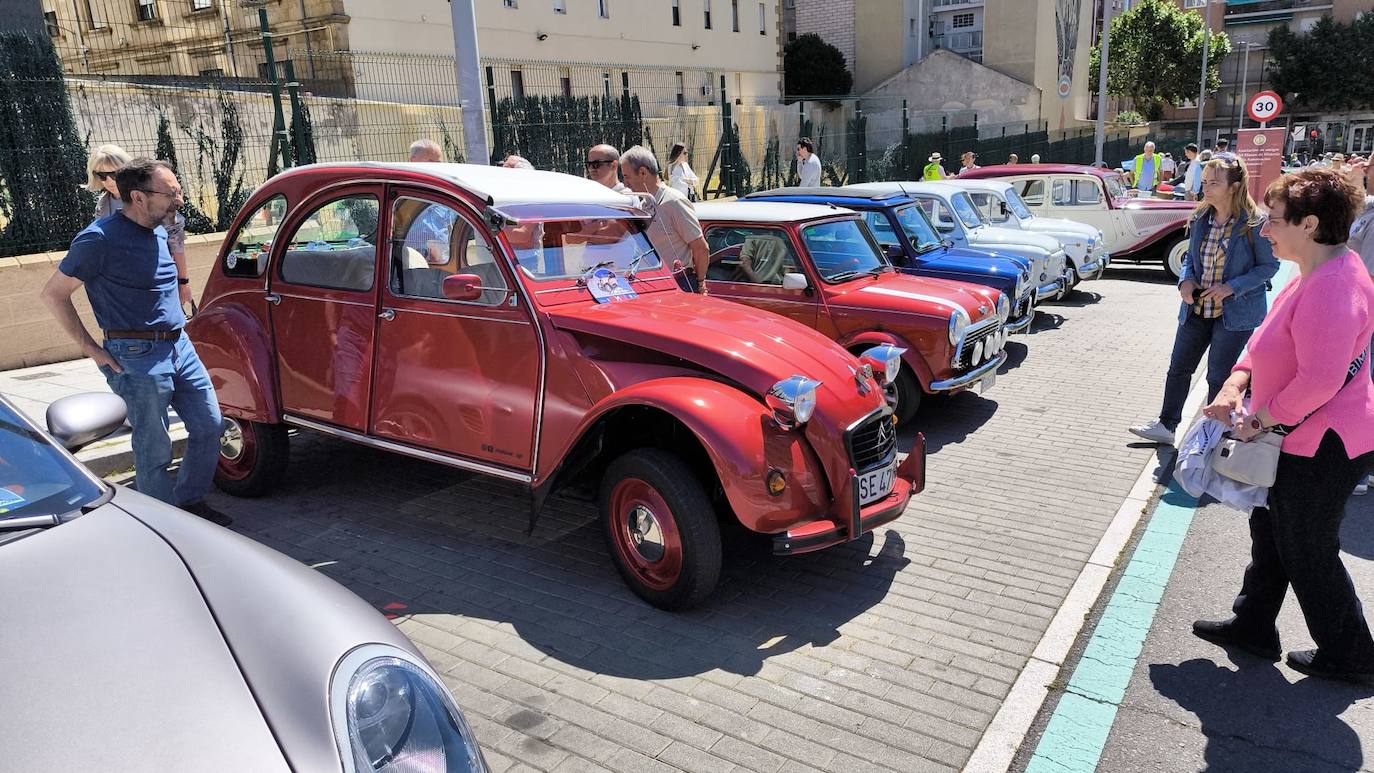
{"left": 1169, "top": 243, "right": 1187, "bottom": 277}
{"left": 220, "top": 418, "right": 245, "bottom": 461}
{"left": 628, "top": 505, "right": 665, "bottom": 562}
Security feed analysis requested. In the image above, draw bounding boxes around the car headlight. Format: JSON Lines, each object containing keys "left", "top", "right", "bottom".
{"left": 860, "top": 344, "right": 906, "bottom": 385}
{"left": 331, "top": 645, "right": 488, "bottom": 773}
{"left": 948, "top": 308, "right": 969, "bottom": 345}
{"left": 766, "top": 375, "right": 822, "bottom": 430}
{"left": 996, "top": 294, "right": 1010, "bottom": 324}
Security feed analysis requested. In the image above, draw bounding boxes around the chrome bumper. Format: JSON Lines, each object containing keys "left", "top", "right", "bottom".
{"left": 930, "top": 351, "right": 1007, "bottom": 392}
{"left": 1006, "top": 311, "right": 1034, "bottom": 334}
{"left": 1076, "top": 255, "right": 1108, "bottom": 280}
{"left": 1035, "top": 278, "right": 1065, "bottom": 302}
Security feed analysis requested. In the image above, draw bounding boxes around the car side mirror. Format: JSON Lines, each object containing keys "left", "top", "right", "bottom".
{"left": 441, "top": 273, "right": 485, "bottom": 302}
{"left": 46, "top": 393, "right": 127, "bottom": 452}
{"left": 882, "top": 243, "right": 904, "bottom": 260}
{"left": 781, "top": 272, "right": 809, "bottom": 291}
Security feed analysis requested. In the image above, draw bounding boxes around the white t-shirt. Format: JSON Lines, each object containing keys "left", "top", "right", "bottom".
{"left": 669, "top": 161, "right": 699, "bottom": 196}
{"left": 798, "top": 154, "right": 822, "bottom": 187}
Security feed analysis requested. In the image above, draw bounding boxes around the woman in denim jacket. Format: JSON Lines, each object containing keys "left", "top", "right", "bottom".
{"left": 1130, "top": 157, "right": 1280, "bottom": 445}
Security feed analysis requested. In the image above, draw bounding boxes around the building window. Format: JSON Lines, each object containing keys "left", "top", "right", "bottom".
{"left": 910, "top": 18, "right": 916, "bottom": 37}
{"left": 560, "top": 67, "right": 572, "bottom": 98}
{"left": 597, "top": 0, "right": 609, "bottom": 18}
{"left": 510, "top": 70, "right": 526, "bottom": 101}
{"left": 43, "top": 10, "right": 59, "bottom": 36}
{"left": 81, "top": 0, "right": 104, "bottom": 28}
{"left": 672, "top": 0, "right": 680, "bottom": 25}
{"left": 758, "top": 2, "right": 765, "bottom": 34}
{"left": 190, "top": 0, "right": 211, "bottom": 10}
{"left": 1184, "top": 0, "right": 1205, "bottom": 7}
{"left": 553, "top": 0, "right": 565, "bottom": 11}
{"left": 676, "top": 71, "right": 685, "bottom": 106}
{"left": 952, "top": 12, "right": 974, "bottom": 28}
{"left": 503, "top": 0, "right": 517, "bottom": 7}
{"left": 136, "top": 0, "right": 158, "bottom": 22}
{"left": 731, "top": 0, "right": 739, "bottom": 31}
{"left": 704, "top": 0, "right": 712, "bottom": 29}
{"left": 602, "top": 72, "right": 611, "bottom": 99}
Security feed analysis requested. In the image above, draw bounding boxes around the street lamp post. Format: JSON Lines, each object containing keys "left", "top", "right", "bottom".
{"left": 449, "top": 0, "right": 491, "bottom": 165}
{"left": 1235, "top": 41, "right": 1253, "bottom": 134}
{"left": 1093, "top": 0, "right": 1113, "bottom": 166}
{"left": 1195, "top": 0, "right": 1212, "bottom": 150}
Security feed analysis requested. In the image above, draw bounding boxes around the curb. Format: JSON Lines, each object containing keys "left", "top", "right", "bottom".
{"left": 77, "top": 423, "right": 188, "bottom": 479}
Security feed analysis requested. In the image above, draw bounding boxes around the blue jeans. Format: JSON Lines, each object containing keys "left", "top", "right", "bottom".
{"left": 1158, "top": 311, "right": 1254, "bottom": 430}
{"left": 99, "top": 335, "right": 222, "bottom": 506}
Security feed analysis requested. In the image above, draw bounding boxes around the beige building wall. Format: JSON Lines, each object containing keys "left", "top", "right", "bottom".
{"left": 983, "top": 0, "right": 1096, "bottom": 130}
{"left": 852, "top": 1, "right": 905, "bottom": 95}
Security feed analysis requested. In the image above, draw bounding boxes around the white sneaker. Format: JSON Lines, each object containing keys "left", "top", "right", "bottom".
{"left": 1129, "top": 419, "right": 1176, "bottom": 445}
{"left": 1356, "top": 475, "right": 1371, "bottom": 496}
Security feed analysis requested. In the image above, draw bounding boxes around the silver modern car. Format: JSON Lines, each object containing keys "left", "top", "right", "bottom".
{"left": 0, "top": 392, "right": 487, "bottom": 773}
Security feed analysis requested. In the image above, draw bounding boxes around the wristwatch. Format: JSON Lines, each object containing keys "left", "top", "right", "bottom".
{"left": 177, "top": 277, "right": 190, "bottom": 285}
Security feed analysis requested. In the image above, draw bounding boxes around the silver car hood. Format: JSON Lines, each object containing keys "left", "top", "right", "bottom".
{"left": 968, "top": 224, "right": 1063, "bottom": 253}
{"left": 0, "top": 505, "right": 290, "bottom": 773}
{"left": 1022, "top": 217, "right": 1100, "bottom": 241}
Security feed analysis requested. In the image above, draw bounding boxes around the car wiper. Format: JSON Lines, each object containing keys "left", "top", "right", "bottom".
{"left": 625, "top": 248, "right": 658, "bottom": 281}
{"left": 832, "top": 267, "right": 888, "bottom": 282}
{"left": 0, "top": 513, "right": 59, "bottom": 532}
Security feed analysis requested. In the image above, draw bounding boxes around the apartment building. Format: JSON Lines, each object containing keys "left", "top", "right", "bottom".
{"left": 40, "top": 0, "right": 784, "bottom": 107}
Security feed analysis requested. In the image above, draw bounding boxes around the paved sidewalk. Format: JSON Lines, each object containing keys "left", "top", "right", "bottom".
{"left": 3, "top": 268, "right": 1189, "bottom": 772}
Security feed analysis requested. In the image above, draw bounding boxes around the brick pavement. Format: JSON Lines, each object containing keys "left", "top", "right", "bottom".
{"left": 36, "top": 267, "right": 1185, "bottom": 772}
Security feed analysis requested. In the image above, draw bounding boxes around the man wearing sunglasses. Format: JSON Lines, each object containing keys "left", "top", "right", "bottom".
{"left": 585, "top": 144, "right": 630, "bottom": 193}
{"left": 39, "top": 157, "right": 229, "bottom": 526}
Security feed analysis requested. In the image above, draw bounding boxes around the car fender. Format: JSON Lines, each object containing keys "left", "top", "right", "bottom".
{"left": 573, "top": 377, "right": 831, "bottom": 533}
{"left": 840, "top": 330, "right": 936, "bottom": 391}
{"left": 1115, "top": 223, "right": 1187, "bottom": 259}
{"left": 186, "top": 295, "right": 279, "bottom": 423}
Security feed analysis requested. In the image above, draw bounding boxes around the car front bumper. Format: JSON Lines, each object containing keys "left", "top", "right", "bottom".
{"left": 1035, "top": 277, "right": 1066, "bottom": 302}
{"left": 773, "top": 438, "right": 925, "bottom": 555}
{"left": 929, "top": 350, "right": 1007, "bottom": 392}
{"left": 1006, "top": 310, "right": 1034, "bottom": 334}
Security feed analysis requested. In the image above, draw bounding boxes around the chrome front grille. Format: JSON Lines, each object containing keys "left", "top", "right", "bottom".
{"left": 957, "top": 325, "right": 998, "bottom": 370}
{"left": 847, "top": 411, "right": 897, "bottom": 472}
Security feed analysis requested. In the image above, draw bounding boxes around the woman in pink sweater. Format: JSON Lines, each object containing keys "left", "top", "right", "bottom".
{"left": 1193, "top": 169, "right": 1374, "bottom": 684}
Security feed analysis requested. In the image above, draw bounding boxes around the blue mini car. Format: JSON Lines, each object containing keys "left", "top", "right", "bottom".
{"left": 745, "top": 187, "right": 1037, "bottom": 333}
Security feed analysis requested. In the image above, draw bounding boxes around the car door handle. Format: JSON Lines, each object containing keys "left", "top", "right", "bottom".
{"left": 378, "top": 309, "right": 396, "bottom": 321}
{"left": 264, "top": 293, "right": 281, "bottom": 305}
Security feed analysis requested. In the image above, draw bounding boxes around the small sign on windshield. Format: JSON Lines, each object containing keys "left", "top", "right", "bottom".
{"left": 587, "top": 267, "right": 638, "bottom": 304}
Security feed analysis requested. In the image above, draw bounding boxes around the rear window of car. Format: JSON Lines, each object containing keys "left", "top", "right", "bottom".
{"left": 223, "top": 195, "right": 287, "bottom": 278}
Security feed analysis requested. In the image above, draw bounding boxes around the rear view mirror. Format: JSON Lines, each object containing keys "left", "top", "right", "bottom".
{"left": 781, "top": 272, "right": 809, "bottom": 291}
{"left": 46, "top": 393, "right": 127, "bottom": 452}
{"left": 882, "top": 243, "right": 904, "bottom": 259}
{"left": 441, "top": 273, "right": 485, "bottom": 302}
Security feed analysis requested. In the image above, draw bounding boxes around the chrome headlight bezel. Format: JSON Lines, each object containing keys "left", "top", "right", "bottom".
{"left": 330, "top": 644, "right": 488, "bottom": 773}
{"left": 860, "top": 344, "right": 906, "bottom": 385}
{"left": 766, "top": 375, "right": 822, "bottom": 430}
{"left": 948, "top": 307, "right": 970, "bottom": 346}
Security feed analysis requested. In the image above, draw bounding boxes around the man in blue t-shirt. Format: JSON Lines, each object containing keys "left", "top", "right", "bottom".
{"left": 39, "top": 158, "right": 229, "bottom": 525}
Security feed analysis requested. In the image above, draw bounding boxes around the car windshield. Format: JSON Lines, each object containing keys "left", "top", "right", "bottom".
{"left": 802, "top": 218, "right": 887, "bottom": 282}
{"left": 893, "top": 205, "right": 943, "bottom": 251}
{"left": 0, "top": 400, "right": 104, "bottom": 523}
{"left": 951, "top": 193, "right": 987, "bottom": 229}
{"left": 504, "top": 218, "right": 661, "bottom": 281}
{"left": 1103, "top": 174, "right": 1127, "bottom": 200}
{"left": 1004, "top": 190, "right": 1035, "bottom": 220}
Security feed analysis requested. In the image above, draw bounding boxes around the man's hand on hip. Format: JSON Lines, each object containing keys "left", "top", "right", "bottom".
{"left": 85, "top": 343, "right": 123, "bottom": 374}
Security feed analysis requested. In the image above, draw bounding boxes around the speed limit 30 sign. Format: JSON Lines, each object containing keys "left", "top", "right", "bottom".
{"left": 1247, "top": 90, "right": 1283, "bottom": 124}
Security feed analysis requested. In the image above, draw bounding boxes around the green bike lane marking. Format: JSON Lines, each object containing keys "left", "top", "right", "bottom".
{"left": 1023, "top": 262, "right": 1294, "bottom": 773}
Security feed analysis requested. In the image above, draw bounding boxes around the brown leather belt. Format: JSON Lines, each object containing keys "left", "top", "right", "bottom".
{"left": 103, "top": 328, "right": 182, "bottom": 341}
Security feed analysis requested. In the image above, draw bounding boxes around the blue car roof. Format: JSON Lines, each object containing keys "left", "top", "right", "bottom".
{"left": 746, "top": 188, "right": 914, "bottom": 207}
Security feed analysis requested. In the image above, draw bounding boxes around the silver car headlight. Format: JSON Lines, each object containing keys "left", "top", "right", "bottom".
{"left": 948, "top": 308, "right": 969, "bottom": 345}
{"left": 860, "top": 344, "right": 906, "bottom": 385}
{"left": 766, "top": 375, "right": 821, "bottom": 430}
{"left": 996, "top": 294, "right": 1010, "bottom": 324}
{"left": 331, "top": 645, "right": 488, "bottom": 773}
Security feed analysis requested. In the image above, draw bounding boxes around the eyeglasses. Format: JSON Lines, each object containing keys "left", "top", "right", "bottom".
{"left": 138, "top": 187, "right": 184, "bottom": 200}
{"left": 584, "top": 159, "right": 614, "bottom": 169}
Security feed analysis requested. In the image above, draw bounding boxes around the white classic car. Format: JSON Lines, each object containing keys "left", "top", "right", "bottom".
{"left": 950, "top": 178, "right": 1110, "bottom": 288}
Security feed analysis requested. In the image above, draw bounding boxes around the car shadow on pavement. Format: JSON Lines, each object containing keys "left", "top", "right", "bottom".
{"left": 1150, "top": 658, "right": 1372, "bottom": 772}
{"left": 1000, "top": 341, "right": 1029, "bottom": 373}
{"left": 899, "top": 391, "right": 999, "bottom": 455}
{"left": 1046, "top": 290, "right": 1103, "bottom": 308}
{"left": 1107, "top": 266, "right": 1176, "bottom": 285}
{"left": 1030, "top": 312, "right": 1066, "bottom": 332}
{"left": 224, "top": 434, "right": 910, "bottom": 681}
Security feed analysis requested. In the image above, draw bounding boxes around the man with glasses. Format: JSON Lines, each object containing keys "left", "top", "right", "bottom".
{"left": 585, "top": 144, "right": 630, "bottom": 193}
{"left": 39, "top": 158, "right": 229, "bottom": 526}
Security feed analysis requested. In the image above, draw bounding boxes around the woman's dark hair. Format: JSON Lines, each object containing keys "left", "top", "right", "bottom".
{"left": 1263, "top": 169, "right": 1364, "bottom": 245}
{"left": 669, "top": 142, "right": 687, "bottom": 163}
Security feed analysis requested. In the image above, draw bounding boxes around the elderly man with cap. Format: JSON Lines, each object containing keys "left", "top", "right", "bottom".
{"left": 923, "top": 153, "right": 947, "bottom": 180}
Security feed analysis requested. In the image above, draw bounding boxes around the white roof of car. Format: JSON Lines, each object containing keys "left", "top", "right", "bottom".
{"left": 845, "top": 181, "right": 967, "bottom": 199}
{"left": 946, "top": 179, "right": 1015, "bottom": 195}
{"left": 694, "top": 200, "right": 854, "bottom": 223}
{"left": 294, "top": 162, "right": 640, "bottom": 208}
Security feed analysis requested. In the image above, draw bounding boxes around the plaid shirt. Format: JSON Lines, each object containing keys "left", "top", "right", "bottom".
{"left": 1193, "top": 213, "right": 1233, "bottom": 319}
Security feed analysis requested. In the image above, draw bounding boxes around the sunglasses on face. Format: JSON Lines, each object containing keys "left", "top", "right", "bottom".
{"left": 585, "top": 159, "right": 614, "bottom": 169}
{"left": 94, "top": 170, "right": 116, "bottom": 181}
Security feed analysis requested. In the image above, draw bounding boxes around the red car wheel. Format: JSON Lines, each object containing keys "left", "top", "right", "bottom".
{"left": 608, "top": 478, "right": 684, "bottom": 592}
{"left": 214, "top": 417, "right": 288, "bottom": 497}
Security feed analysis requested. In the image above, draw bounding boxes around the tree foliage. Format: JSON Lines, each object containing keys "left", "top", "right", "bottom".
{"left": 1268, "top": 14, "right": 1374, "bottom": 111}
{"left": 784, "top": 34, "right": 853, "bottom": 102}
{"left": 1090, "top": 0, "right": 1229, "bottom": 120}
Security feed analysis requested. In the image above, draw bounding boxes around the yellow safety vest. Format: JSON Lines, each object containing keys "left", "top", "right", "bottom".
{"left": 922, "top": 162, "right": 943, "bottom": 181}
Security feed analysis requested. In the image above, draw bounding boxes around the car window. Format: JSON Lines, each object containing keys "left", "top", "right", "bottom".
{"left": 1103, "top": 174, "right": 1127, "bottom": 200}
{"left": 1051, "top": 180, "right": 1072, "bottom": 206}
{"left": 223, "top": 195, "right": 287, "bottom": 278}
{"left": 892, "top": 205, "right": 943, "bottom": 252}
{"left": 279, "top": 195, "right": 379, "bottom": 292}
{"left": 1073, "top": 179, "right": 1103, "bottom": 205}
{"left": 914, "top": 196, "right": 959, "bottom": 234}
{"left": 503, "top": 218, "right": 659, "bottom": 281}
{"left": 968, "top": 192, "right": 1011, "bottom": 224}
{"left": 1020, "top": 179, "right": 1046, "bottom": 206}
{"left": 862, "top": 211, "right": 901, "bottom": 245}
{"left": 800, "top": 218, "right": 885, "bottom": 282}
{"left": 704, "top": 226, "right": 802, "bottom": 286}
{"left": 950, "top": 193, "right": 986, "bottom": 228}
{"left": 1005, "top": 189, "right": 1035, "bottom": 220}
{"left": 389, "top": 197, "right": 509, "bottom": 306}
{"left": 0, "top": 401, "right": 104, "bottom": 524}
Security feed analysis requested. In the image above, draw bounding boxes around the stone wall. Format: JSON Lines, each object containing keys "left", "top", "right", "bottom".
{"left": 795, "top": 0, "right": 856, "bottom": 72}
{"left": 863, "top": 49, "right": 1042, "bottom": 130}
{"left": 0, "top": 232, "right": 224, "bottom": 370}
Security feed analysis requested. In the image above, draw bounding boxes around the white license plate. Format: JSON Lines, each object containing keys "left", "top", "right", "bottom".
{"left": 858, "top": 459, "right": 897, "bottom": 506}
{"left": 979, "top": 371, "right": 997, "bottom": 394}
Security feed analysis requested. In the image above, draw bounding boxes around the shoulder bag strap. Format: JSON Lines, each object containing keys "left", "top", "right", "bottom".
{"left": 1272, "top": 347, "right": 1369, "bottom": 436}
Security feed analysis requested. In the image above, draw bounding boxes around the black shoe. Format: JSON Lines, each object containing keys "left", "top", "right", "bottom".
{"left": 1192, "top": 619, "right": 1281, "bottom": 661}
{"left": 182, "top": 500, "right": 233, "bottom": 527}
{"left": 1286, "top": 649, "right": 1374, "bottom": 685}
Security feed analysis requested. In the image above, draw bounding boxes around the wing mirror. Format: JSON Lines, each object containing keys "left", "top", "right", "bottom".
{"left": 46, "top": 393, "right": 128, "bottom": 452}
{"left": 781, "top": 272, "right": 810, "bottom": 291}
{"left": 882, "top": 243, "right": 904, "bottom": 260}
{"left": 441, "top": 273, "right": 485, "bottom": 302}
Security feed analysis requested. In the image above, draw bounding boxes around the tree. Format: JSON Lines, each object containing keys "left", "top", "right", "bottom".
{"left": 1268, "top": 14, "right": 1374, "bottom": 112}
{"left": 1089, "top": 0, "right": 1230, "bottom": 120}
{"left": 784, "top": 34, "right": 853, "bottom": 102}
